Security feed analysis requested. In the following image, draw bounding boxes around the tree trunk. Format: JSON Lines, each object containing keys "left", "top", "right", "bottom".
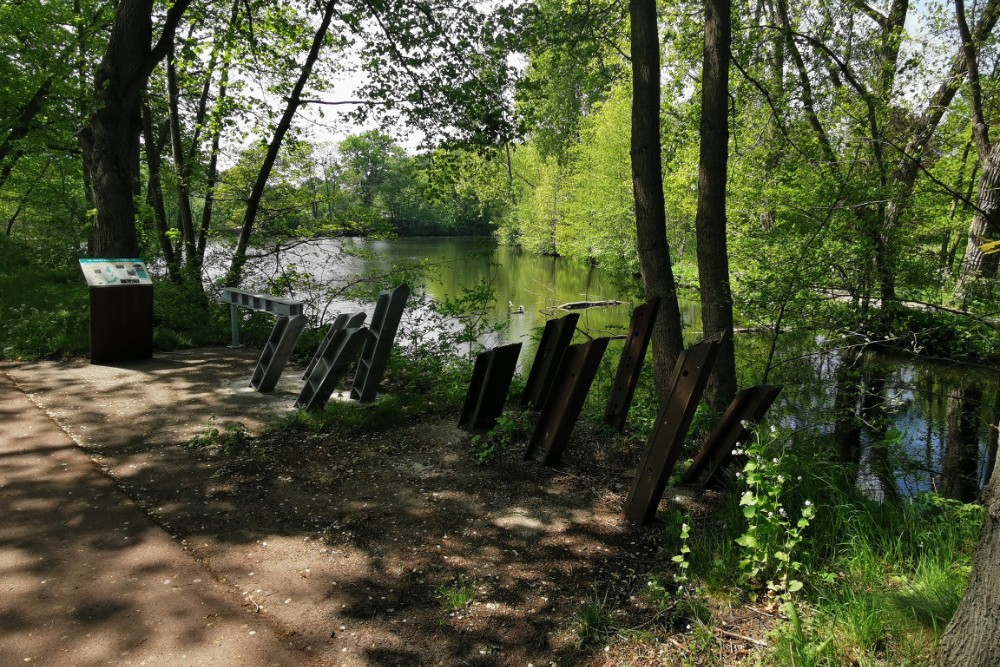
{"left": 140, "top": 102, "right": 181, "bottom": 281}
{"left": 226, "top": 0, "right": 337, "bottom": 286}
{"left": 629, "top": 0, "right": 685, "bottom": 401}
{"left": 0, "top": 79, "right": 52, "bottom": 190}
{"left": 695, "top": 0, "right": 737, "bottom": 412}
{"left": 166, "top": 49, "right": 198, "bottom": 267}
{"left": 955, "top": 140, "right": 1000, "bottom": 304}
{"left": 78, "top": 0, "right": 193, "bottom": 258}
{"left": 937, "top": 453, "right": 1000, "bottom": 666}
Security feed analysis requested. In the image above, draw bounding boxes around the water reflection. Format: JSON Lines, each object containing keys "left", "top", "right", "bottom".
{"left": 236, "top": 236, "right": 996, "bottom": 499}
{"left": 771, "top": 344, "right": 997, "bottom": 501}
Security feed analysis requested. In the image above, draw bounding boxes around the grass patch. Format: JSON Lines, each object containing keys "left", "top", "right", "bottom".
{"left": 436, "top": 577, "right": 476, "bottom": 613}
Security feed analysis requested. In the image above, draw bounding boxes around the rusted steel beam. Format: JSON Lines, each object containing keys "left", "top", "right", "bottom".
{"left": 623, "top": 337, "right": 722, "bottom": 525}
{"left": 458, "top": 342, "right": 523, "bottom": 433}
{"left": 524, "top": 337, "right": 611, "bottom": 466}
{"left": 521, "top": 313, "right": 580, "bottom": 410}
{"left": 682, "top": 385, "right": 783, "bottom": 488}
{"left": 604, "top": 297, "right": 661, "bottom": 431}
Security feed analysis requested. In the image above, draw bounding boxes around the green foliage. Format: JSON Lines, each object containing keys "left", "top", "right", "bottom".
{"left": 436, "top": 577, "right": 476, "bottom": 612}
{"left": 573, "top": 597, "right": 612, "bottom": 647}
{"left": 769, "top": 601, "right": 834, "bottom": 667}
{"left": 0, "top": 237, "right": 88, "bottom": 359}
{"left": 470, "top": 410, "right": 532, "bottom": 463}
{"left": 188, "top": 420, "right": 249, "bottom": 455}
{"left": 277, "top": 392, "right": 421, "bottom": 436}
{"left": 734, "top": 428, "right": 816, "bottom": 601}
{"left": 152, "top": 282, "right": 231, "bottom": 349}
{"left": 671, "top": 417, "right": 985, "bottom": 664}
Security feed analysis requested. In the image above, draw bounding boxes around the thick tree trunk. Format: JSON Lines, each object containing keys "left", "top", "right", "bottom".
{"left": 628, "top": 0, "right": 685, "bottom": 401}
{"left": 937, "top": 454, "right": 1000, "bottom": 666}
{"left": 78, "top": 0, "right": 192, "bottom": 258}
{"left": 695, "top": 0, "right": 737, "bottom": 412}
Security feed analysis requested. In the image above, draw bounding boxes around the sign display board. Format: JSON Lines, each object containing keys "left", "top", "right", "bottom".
{"left": 79, "top": 258, "right": 152, "bottom": 287}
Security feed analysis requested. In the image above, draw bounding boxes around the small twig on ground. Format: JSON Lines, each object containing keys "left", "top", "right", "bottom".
{"left": 717, "top": 628, "right": 768, "bottom": 647}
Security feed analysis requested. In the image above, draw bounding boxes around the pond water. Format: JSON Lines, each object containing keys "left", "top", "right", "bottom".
{"left": 237, "top": 236, "right": 997, "bottom": 501}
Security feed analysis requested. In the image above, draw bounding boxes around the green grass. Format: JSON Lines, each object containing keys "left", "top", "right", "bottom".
{"left": 673, "top": 433, "right": 984, "bottom": 666}
{"left": 574, "top": 597, "right": 612, "bottom": 647}
{"left": 436, "top": 578, "right": 476, "bottom": 612}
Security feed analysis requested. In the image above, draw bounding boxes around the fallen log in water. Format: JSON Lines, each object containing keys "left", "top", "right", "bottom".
{"left": 555, "top": 299, "right": 625, "bottom": 310}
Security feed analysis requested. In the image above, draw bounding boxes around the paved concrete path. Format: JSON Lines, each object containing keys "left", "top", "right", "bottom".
{"left": 0, "top": 370, "right": 316, "bottom": 667}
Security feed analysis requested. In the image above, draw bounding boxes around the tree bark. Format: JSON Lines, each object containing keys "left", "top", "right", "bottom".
{"left": 955, "top": 142, "right": 1000, "bottom": 304}
{"left": 0, "top": 80, "right": 52, "bottom": 187}
{"left": 226, "top": 0, "right": 338, "bottom": 285}
{"left": 140, "top": 102, "right": 181, "bottom": 281}
{"left": 78, "top": 0, "right": 193, "bottom": 258}
{"left": 937, "top": 454, "right": 1000, "bottom": 666}
{"left": 166, "top": 48, "right": 198, "bottom": 267}
{"left": 628, "top": 0, "right": 685, "bottom": 401}
{"left": 695, "top": 0, "right": 737, "bottom": 412}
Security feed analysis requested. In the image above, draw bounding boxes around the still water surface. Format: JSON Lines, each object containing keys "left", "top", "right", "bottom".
{"left": 241, "top": 236, "right": 997, "bottom": 500}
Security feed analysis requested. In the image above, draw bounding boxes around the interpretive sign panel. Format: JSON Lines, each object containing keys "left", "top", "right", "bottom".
{"left": 79, "top": 258, "right": 153, "bottom": 364}
{"left": 80, "top": 258, "right": 152, "bottom": 287}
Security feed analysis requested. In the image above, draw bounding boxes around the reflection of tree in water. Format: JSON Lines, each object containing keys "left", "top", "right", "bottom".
{"left": 857, "top": 358, "right": 899, "bottom": 503}
{"left": 830, "top": 347, "right": 995, "bottom": 502}
{"left": 940, "top": 383, "right": 985, "bottom": 503}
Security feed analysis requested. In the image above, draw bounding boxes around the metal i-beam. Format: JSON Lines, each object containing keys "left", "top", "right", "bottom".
{"left": 524, "top": 337, "right": 610, "bottom": 466}
{"left": 604, "top": 298, "right": 660, "bottom": 431}
{"left": 521, "top": 313, "right": 580, "bottom": 410}
{"left": 249, "top": 314, "right": 309, "bottom": 392}
{"left": 458, "top": 342, "right": 523, "bottom": 433}
{"left": 351, "top": 284, "right": 410, "bottom": 403}
{"left": 682, "top": 385, "right": 782, "bottom": 488}
{"left": 623, "top": 337, "right": 722, "bottom": 524}
{"left": 296, "top": 327, "right": 372, "bottom": 411}
{"left": 304, "top": 312, "right": 367, "bottom": 379}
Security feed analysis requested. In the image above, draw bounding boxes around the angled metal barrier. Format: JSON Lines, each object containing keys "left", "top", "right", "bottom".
{"left": 303, "top": 311, "right": 367, "bottom": 379}
{"left": 623, "top": 336, "right": 722, "bottom": 525}
{"left": 296, "top": 326, "right": 372, "bottom": 411}
{"left": 350, "top": 284, "right": 410, "bottom": 403}
{"left": 458, "top": 342, "right": 523, "bottom": 433}
{"left": 682, "top": 384, "right": 782, "bottom": 488}
{"left": 604, "top": 297, "right": 660, "bottom": 432}
{"left": 220, "top": 287, "right": 304, "bottom": 348}
{"left": 524, "top": 337, "right": 611, "bottom": 466}
{"left": 249, "top": 313, "right": 309, "bottom": 392}
{"left": 521, "top": 313, "right": 580, "bottom": 410}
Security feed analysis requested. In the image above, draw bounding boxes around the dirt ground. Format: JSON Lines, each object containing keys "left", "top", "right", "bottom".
{"left": 4, "top": 348, "right": 773, "bottom": 666}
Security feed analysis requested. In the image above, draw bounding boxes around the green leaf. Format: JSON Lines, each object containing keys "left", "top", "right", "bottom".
{"left": 743, "top": 505, "right": 757, "bottom": 519}
{"left": 740, "top": 492, "right": 757, "bottom": 506}
{"left": 735, "top": 533, "right": 758, "bottom": 548}
{"left": 787, "top": 580, "right": 804, "bottom": 592}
